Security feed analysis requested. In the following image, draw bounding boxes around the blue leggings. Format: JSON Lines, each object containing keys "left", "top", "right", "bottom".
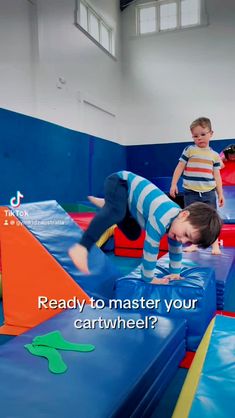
{"left": 80, "top": 174, "right": 142, "bottom": 250}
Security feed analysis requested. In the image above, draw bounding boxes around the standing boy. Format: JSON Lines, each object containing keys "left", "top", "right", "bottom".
{"left": 170, "top": 117, "right": 224, "bottom": 254}
{"left": 69, "top": 171, "right": 222, "bottom": 283}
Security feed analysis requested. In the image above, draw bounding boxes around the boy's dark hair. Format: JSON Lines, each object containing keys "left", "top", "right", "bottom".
{"left": 223, "top": 144, "right": 235, "bottom": 159}
{"left": 185, "top": 202, "right": 223, "bottom": 248}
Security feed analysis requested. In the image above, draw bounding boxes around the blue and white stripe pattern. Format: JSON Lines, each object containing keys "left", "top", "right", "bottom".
{"left": 117, "top": 171, "right": 182, "bottom": 281}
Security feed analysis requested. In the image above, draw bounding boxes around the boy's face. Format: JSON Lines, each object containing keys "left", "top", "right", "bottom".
{"left": 168, "top": 211, "right": 199, "bottom": 245}
{"left": 191, "top": 124, "right": 213, "bottom": 148}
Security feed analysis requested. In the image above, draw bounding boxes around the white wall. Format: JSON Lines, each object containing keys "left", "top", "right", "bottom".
{"left": 0, "top": 0, "right": 122, "bottom": 143}
{"left": 1, "top": 0, "right": 235, "bottom": 145}
{"left": 35, "top": 0, "right": 122, "bottom": 141}
{"left": 0, "top": 0, "right": 37, "bottom": 116}
{"left": 120, "top": 0, "right": 235, "bottom": 145}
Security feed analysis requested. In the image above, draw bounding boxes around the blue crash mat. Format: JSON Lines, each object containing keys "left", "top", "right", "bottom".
{"left": 0, "top": 306, "right": 186, "bottom": 418}
{"left": 13, "top": 200, "right": 120, "bottom": 300}
{"left": 160, "top": 248, "right": 235, "bottom": 310}
{"left": 115, "top": 265, "right": 216, "bottom": 351}
{"left": 218, "top": 186, "right": 235, "bottom": 223}
{"left": 131, "top": 340, "right": 185, "bottom": 418}
{"left": 189, "top": 315, "right": 235, "bottom": 418}
{"left": 0, "top": 301, "right": 12, "bottom": 345}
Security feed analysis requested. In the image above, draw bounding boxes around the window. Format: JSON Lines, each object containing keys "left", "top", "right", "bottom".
{"left": 181, "top": 0, "right": 200, "bottom": 26}
{"left": 137, "top": 0, "right": 202, "bottom": 35}
{"left": 160, "top": 2, "right": 177, "bottom": 30}
{"left": 75, "top": 1, "right": 114, "bottom": 56}
{"left": 80, "top": 1, "right": 88, "bottom": 31}
{"left": 139, "top": 6, "right": 157, "bottom": 34}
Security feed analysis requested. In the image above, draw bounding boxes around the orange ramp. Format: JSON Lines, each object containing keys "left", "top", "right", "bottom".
{"left": 0, "top": 207, "right": 90, "bottom": 335}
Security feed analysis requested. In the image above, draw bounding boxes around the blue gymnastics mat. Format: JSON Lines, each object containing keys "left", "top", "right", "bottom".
{"left": 14, "top": 200, "right": 121, "bottom": 301}
{"left": 0, "top": 306, "right": 186, "bottom": 418}
{"left": 115, "top": 265, "right": 216, "bottom": 351}
{"left": 159, "top": 248, "right": 235, "bottom": 310}
{"left": 131, "top": 340, "right": 185, "bottom": 417}
{"left": 189, "top": 315, "right": 235, "bottom": 418}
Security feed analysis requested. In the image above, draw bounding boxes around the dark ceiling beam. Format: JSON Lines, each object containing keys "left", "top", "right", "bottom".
{"left": 120, "top": 1, "right": 135, "bottom": 11}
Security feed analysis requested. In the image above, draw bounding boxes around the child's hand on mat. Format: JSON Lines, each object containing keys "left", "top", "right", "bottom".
{"left": 163, "top": 274, "right": 183, "bottom": 281}
{"left": 151, "top": 277, "right": 169, "bottom": 285}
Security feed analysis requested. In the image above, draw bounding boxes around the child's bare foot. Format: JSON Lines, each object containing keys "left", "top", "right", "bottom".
{"left": 88, "top": 196, "right": 105, "bottom": 208}
{"left": 183, "top": 244, "right": 198, "bottom": 252}
{"left": 151, "top": 278, "right": 169, "bottom": 285}
{"left": 68, "top": 244, "right": 90, "bottom": 274}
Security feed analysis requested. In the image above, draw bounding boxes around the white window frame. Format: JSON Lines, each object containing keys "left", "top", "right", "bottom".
{"left": 136, "top": 0, "right": 205, "bottom": 36}
{"left": 75, "top": 0, "right": 115, "bottom": 59}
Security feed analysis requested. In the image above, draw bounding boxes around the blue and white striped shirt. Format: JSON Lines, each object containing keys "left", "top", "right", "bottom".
{"left": 117, "top": 171, "right": 182, "bottom": 281}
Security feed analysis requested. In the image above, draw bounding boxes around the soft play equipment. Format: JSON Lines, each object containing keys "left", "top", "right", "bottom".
{"left": 69, "top": 211, "right": 95, "bottom": 230}
{"left": 0, "top": 201, "right": 120, "bottom": 335}
{"left": 173, "top": 315, "right": 235, "bottom": 418}
{"left": 69, "top": 212, "right": 115, "bottom": 250}
{"left": 114, "top": 228, "right": 168, "bottom": 259}
{"left": 0, "top": 305, "right": 186, "bottom": 418}
{"left": 114, "top": 228, "right": 145, "bottom": 257}
{"left": 115, "top": 265, "right": 216, "bottom": 351}
{"left": 160, "top": 248, "right": 235, "bottom": 310}
{"left": 219, "top": 224, "right": 235, "bottom": 247}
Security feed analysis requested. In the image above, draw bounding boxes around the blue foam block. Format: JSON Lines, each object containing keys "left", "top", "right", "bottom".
{"left": 131, "top": 340, "right": 185, "bottom": 418}
{"left": 115, "top": 265, "right": 216, "bottom": 351}
{"left": 189, "top": 315, "right": 235, "bottom": 418}
{"left": 0, "top": 306, "right": 186, "bottom": 418}
{"left": 166, "top": 248, "right": 235, "bottom": 309}
{"left": 13, "top": 200, "right": 120, "bottom": 300}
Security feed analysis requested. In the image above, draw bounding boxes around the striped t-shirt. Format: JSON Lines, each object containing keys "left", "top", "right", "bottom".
{"left": 117, "top": 171, "right": 182, "bottom": 281}
{"left": 180, "top": 145, "right": 221, "bottom": 192}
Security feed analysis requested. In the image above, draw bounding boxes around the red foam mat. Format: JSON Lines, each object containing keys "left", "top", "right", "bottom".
{"left": 69, "top": 212, "right": 95, "bottom": 231}
{"left": 179, "top": 351, "right": 196, "bottom": 369}
{"left": 114, "top": 228, "right": 169, "bottom": 258}
{"left": 219, "top": 224, "right": 235, "bottom": 247}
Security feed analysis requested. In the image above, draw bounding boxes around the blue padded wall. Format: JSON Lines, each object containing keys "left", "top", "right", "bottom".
{"left": 126, "top": 139, "right": 235, "bottom": 179}
{"left": 0, "top": 109, "right": 126, "bottom": 204}
{"left": 89, "top": 135, "right": 126, "bottom": 197}
{"left": 1, "top": 108, "right": 233, "bottom": 203}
